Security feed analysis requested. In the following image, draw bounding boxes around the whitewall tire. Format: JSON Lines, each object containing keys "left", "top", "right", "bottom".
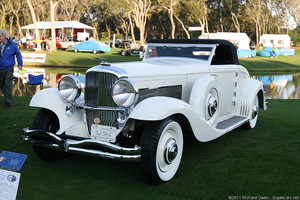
{"left": 139, "top": 118, "right": 183, "bottom": 185}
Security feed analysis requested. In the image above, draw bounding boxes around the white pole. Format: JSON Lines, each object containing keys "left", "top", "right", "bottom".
{"left": 113, "top": 34, "right": 116, "bottom": 48}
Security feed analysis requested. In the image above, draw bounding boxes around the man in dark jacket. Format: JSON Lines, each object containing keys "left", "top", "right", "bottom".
{"left": 0, "top": 29, "right": 23, "bottom": 109}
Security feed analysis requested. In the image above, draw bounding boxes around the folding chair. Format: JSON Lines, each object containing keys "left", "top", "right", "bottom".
{"left": 25, "top": 74, "right": 43, "bottom": 97}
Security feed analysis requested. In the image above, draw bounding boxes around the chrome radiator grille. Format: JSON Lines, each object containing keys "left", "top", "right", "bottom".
{"left": 85, "top": 71, "right": 119, "bottom": 133}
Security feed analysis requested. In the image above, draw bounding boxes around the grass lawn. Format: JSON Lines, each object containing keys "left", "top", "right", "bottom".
{"left": 0, "top": 97, "right": 299, "bottom": 200}
{"left": 19, "top": 47, "right": 300, "bottom": 75}
{"left": 20, "top": 47, "right": 142, "bottom": 71}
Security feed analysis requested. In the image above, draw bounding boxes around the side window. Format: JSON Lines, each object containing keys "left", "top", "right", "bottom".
{"left": 211, "top": 45, "right": 233, "bottom": 65}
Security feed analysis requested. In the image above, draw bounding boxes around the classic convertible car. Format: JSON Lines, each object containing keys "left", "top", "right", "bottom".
{"left": 22, "top": 39, "right": 267, "bottom": 185}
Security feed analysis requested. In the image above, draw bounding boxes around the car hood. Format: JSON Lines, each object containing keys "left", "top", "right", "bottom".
{"left": 111, "top": 58, "right": 207, "bottom": 79}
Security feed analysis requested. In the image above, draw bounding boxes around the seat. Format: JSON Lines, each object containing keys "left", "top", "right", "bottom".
{"left": 25, "top": 74, "right": 43, "bottom": 97}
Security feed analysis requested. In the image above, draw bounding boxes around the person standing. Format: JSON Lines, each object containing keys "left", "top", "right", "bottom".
{"left": 21, "top": 36, "right": 27, "bottom": 50}
{"left": 272, "top": 43, "right": 277, "bottom": 58}
{"left": 0, "top": 29, "right": 23, "bottom": 109}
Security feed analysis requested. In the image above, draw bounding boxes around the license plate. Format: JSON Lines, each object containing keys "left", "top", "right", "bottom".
{"left": 91, "top": 124, "right": 116, "bottom": 143}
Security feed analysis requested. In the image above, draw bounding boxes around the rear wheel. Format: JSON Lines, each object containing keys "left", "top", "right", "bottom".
{"left": 31, "top": 108, "right": 68, "bottom": 161}
{"left": 242, "top": 95, "right": 259, "bottom": 129}
{"left": 139, "top": 118, "right": 183, "bottom": 185}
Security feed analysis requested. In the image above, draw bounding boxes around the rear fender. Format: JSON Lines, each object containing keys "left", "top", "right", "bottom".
{"left": 234, "top": 79, "right": 267, "bottom": 117}
{"left": 189, "top": 75, "right": 220, "bottom": 127}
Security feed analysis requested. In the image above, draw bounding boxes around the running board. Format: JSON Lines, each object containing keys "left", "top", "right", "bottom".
{"left": 216, "top": 116, "right": 249, "bottom": 133}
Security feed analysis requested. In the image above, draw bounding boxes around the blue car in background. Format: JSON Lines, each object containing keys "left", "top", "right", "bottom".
{"left": 72, "top": 40, "right": 111, "bottom": 54}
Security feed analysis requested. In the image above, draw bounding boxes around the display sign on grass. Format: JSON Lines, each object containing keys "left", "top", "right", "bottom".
{"left": 0, "top": 169, "right": 20, "bottom": 200}
{"left": 0, "top": 151, "right": 27, "bottom": 200}
{"left": 21, "top": 53, "right": 46, "bottom": 63}
{"left": 0, "top": 151, "right": 27, "bottom": 171}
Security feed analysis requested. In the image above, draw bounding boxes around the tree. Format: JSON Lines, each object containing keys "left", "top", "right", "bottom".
{"left": 8, "top": 0, "right": 22, "bottom": 37}
{"left": 226, "top": 0, "right": 242, "bottom": 33}
{"left": 267, "top": 0, "right": 288, "bottom": 34}
{"left": 245, "top": 0, "right": 265, "bottom": 45}
{"left": 0, "top": 0, "right": 10, "bottom": 30}
{"left": 284, "top": 0, "right": 300, "bottom": 26}
{"left": 27, "top": 0, "right": 41, "bottom": 51}
{"left": 127, "top": 0, "right": 151, "bottom": 44}
{"left": 158, "top": 0, "right": 178, "bottom": 39}
{"left": 80, "top": 0, "right": 101, "bottom": 39}
{"left": 289, "top": 29, "right": 300, "bottom": 47}
{"left": 57, "top": 0, "right": 78, "bottom": 21}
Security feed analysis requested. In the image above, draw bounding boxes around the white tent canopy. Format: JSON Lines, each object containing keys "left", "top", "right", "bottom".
{"left": 259, "top": 34, "right": 291, "bottom": 48}
{"left": 199, "top": 32, "right": 250, "bottom": 50}
{"left": 21, "top": 21, "right": 95, "bottom": 30}
{"left": 20, "top": 21, "right": 95, "bottom": 41}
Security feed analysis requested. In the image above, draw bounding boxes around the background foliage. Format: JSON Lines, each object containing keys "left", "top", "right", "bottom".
{"left": 0, "top": 0, "right": 300, "bottom": 45}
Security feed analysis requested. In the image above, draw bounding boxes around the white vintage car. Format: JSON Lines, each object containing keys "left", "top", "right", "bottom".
{"left": 22, "top": 39, "right": 267, "bottom": 185}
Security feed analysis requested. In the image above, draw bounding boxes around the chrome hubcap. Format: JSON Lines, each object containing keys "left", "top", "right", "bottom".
{"left": 252, "top": 104, "right": 258, "bottom": 119}
{"left": 208, "top": 95, "right": 218, "bottom": 117}
{"left": 164, "top": 138, "right": 178, "bottom": 164}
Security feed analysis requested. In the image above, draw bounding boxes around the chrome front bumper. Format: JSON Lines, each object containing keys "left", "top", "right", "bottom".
{"left": 22, "top": 128, "right": 141, "bottom": 162}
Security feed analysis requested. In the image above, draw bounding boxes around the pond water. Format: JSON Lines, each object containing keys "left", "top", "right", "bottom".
{"left": 2, "top": 72, "right": 300, "bottom": 99}
{"left": 253, "top": 74, "right": 300, "bottom": 99}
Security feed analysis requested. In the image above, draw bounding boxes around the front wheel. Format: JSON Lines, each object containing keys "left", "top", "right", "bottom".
{"left": 139, "top": 118, "right": 184, "bottom": 185}
{"left": 31, "top": 108, "right": 68, "bottom": 161}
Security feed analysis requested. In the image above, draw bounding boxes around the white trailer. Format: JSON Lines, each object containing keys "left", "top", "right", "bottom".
{"left": 259, "top": 34, "right": 291, "bottom": 47}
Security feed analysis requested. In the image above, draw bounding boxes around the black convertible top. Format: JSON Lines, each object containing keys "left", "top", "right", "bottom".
{"left": 147, "top": 39, "right": 240, "bottom": 65}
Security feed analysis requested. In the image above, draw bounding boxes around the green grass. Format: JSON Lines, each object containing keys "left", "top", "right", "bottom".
{"left": 19, "top": 47, "right": 300, "bottom": 75}
{"left": 20, "top": 47, "right": 142, "bottom": 68}
{"left": 0, "top": 97, "right": 299, "bottom": 199}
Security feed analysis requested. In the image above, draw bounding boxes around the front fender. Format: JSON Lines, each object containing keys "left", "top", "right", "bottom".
{"left": 129, "top": 96, "right": 227, "bottom": 142}
{"left": 129, "top": 97, "right": 191, "bottom": 121}
{"left": 30, "top": 88, "right": 85, "bottom": 134}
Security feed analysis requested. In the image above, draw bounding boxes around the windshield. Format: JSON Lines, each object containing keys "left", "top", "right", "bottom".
{"left": 145, "top": 44, "right": 213, "bottom": 61}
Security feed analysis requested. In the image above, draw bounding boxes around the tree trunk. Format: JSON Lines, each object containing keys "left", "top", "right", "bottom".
{"left": 205, "top": 16, "right": 210, "bottom": 39}
{"left": 9, "top": 15, "right": 14, "bottom": 37}
{"left": 231, "top": 12, "right": 240, "bottom": 33}
{"left": 50, "top": 0, "right": 58, "bottom": 52}
{"left": 128, "top": 11, "right": 136, "bottom": 44}
{"left": 219, "top": 0, "right": 224, "bottom": 32}
{"left": 27, "top": 0, "right": 41, "bottom": 51}
{"left": 174, "top": 14, "right": 190, "bottom": 39}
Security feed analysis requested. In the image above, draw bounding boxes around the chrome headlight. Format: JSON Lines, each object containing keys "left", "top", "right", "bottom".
{"left": 58, "top": 75, "right": 82, "bottom": 102}
{"left": 112, "top": 78, "right": 138, "bottom": 108}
